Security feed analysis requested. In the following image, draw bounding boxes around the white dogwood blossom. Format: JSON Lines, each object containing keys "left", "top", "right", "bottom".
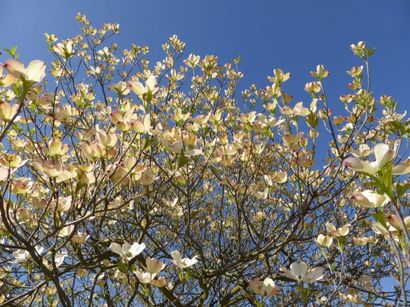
{"left": 110, "top": 242, "right": 146, "bottom": 261}
{"left": 281, "top": 261, "right": 324, "bottom": 283}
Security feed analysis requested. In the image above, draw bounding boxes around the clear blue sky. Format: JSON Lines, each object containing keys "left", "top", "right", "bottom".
{"left": 1, "top": 0, "right": 409, "bottom": 114}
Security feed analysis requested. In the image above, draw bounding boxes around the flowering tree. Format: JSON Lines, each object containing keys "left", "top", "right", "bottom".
{"left": 0, "top": 14, "right": 409, "bottom": 306}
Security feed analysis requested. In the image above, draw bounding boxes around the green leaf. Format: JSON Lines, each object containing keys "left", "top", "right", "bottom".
{"left": 140, "top": 284, "right": 151, "bottom": 297}
{"left": 399, "top": 235, "right": 408, "bottom": 255}
{"left": 178, "top": 271, "right": 186, "bottom": 282}
{"left": 299, "top": 285, "right": 310, "bottom": 302}
{"left": 254, "top": 301, "right": 262, "bottom": 307}
{"left": 178, "top": 152, "right": 188, "bottom": 168}
{"left": 382, "top": 165, "right": 393, "bottom": 194}
{"left": 143, "top": 136, "right": 152, "bottom": 150}
{"left": 233, "top": 55, "right": 241, "bottom": 65}
{"left": 145, "top": 91, "right": 152, "bottom": 105}
{"left": 337, "top": 237, "right": 346, "bottom": 252}
{"left": 372, "top": 210, "right": 387, "bottom": 226}
{"left": 397, "top": 183, "right": 410, "bottom": 197}
{"left": 4, "top": 46, "right": 19, "bottom": 59}
{"left": 306, "top": 112, "right": 318, "bottom": 129}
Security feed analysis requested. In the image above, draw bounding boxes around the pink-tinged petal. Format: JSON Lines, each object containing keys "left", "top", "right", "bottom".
{"left": 351, "top": 190, "right": 389, "bottom": 208}
{"left": 342, "top": 157, "right": 375, "bottom": 174}
{"left": 1, "top": 73, "right": 17, "bottom": 86}
{"left": 71, "top": 232, "right": 89, "bottom": 244}
{"left": 0, "top": 101, "right": 16, "bottom": 121}
{"left": 4, "top": 59, "right": 27, "bottom": 80}
{"left": 325, "top": 222, "right": 337, "bottom": 234}
{"left": 248, "top": 278, "right": 264, "bottom": 295}
{"left": 386, "top": 214, "right": 402, "bottom": 231}
{"left": 110, "top": 111, "right": 123, "bottom": 123}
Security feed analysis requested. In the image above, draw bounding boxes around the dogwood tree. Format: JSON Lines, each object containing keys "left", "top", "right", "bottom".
{"left": 0, "top": 14, "right": 409, "bottom": 306}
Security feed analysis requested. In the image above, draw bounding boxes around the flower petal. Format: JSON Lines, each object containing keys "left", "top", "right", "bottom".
{"left": 392, "top": 161, "right": 410, "bottom": 175}
{"left": 4, "top": 59, "right": 27, "bottom": 80}
{"left": 128, "top": 242, "right": 146, "bottom": 259}
{"left": 303, "top": 267, "right": 324, "bottom": 283}
{"left": 373, "top": 143, "right": 393, "bottom": 170}
{"left": 342, "top": 157, "right": 375, "bottom": 174}
{"left": 26, "top": 60, "right": 46, "bottom": 83}
{"left": 109, "top": 242, "right": 123, "bottom": 256}
{"left": 290, "top": 261, "right": 308, "bottom": 281}
{"left": 351, "top": 190, "right": 388, "bottom": 208}
{"left": 129, "top": 80, "right": 146, "bottom": 96}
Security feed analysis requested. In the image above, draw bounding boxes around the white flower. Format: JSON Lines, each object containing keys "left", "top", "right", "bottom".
{"left": 281, "top": 261, "right": 324, "bottom": 283}
{"left": 316, "top": 234, "right": 333, "bottom": 247}
{"left": 325, "top": 223, "right": 350, "bottom": 237}
{"left": 171, "top": 250, "right": 198, "bottom": 269}
{"left": 351, "top": 144, "right": 372, "bottom": 158}
{"left": 71, "top": 232, "right": 90, "bottom": 244}
{"left": 144, "top": 257, "right": 166, "bottom": 274}
{"left": 110, "top": 81, "right": 130, "bottom": 96}
{"left": 110, "top": 242, "right": 146, "bottom": 261}
{"left": 12, "top": 246, "right": 44, "bottom": 263}
{"left": 342, "top": 142, "right": 410, "bottom": 175}
{"left": 54, "top": 252, "right": 66, "bottom": 268}
{"left": 0, "top": 101, "right": 20, "bottom": 122}
{"left": 129, "top": 75, "right": 158, "bottom": 97}
{"left": 12, "top": 249, "right": 30, "bottom": 263}
{"left": 248, "top": 277, "right": 280, "bottom": 297}
{"left": 58, "top": 224, "right": 75, "bottom": 237}
{"left": 135, "top": 270, "right": 156, "bottom": 284}
{"left": 57, "top": 196, "right": 72, "bottom": 212}
{"left": 52, "top": 41, "right": 74, "bottom": 59}
{"left": 342, "top": 143, "right": 395, "bottom": 174}
{"left": 151, "top": 276, "right": 168, "bottom": 288}
{"left": 351, "top": 190, "right": 390, "bottom": 208}
{"left": 261, "top": 278, "right": 279, "bottom": 296}
{"left": 3, "top": 59, "right": 46, "bottom": 84}
{"left": 248, "top": 278, "right": 264, "bottom": 295}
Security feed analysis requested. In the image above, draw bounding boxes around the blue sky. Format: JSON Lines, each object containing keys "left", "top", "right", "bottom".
{"left": 2, "top": 0, "right": 410, "bottom": 116}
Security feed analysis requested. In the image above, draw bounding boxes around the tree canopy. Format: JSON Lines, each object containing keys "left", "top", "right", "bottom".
{"left": 0, "top": 14, "right": 409, "bottom": 306}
